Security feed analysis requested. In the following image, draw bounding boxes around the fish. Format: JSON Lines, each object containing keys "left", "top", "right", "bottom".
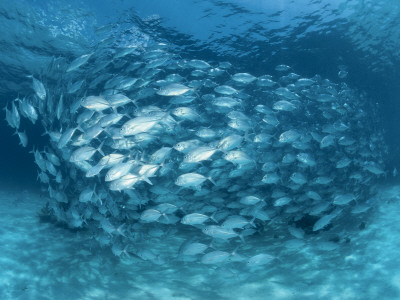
{"left": 11, "top": 102, "right": 20, "bottom": 129}
{"left": 288, "top": 226, "right": 305, "bottom": 239}
{"left": 224, "top": 150, "right": 254, "bottom": 165}
{"left": 15, "top": 131, "right": 28, "bottom": 147}
{"left": 232, "top": 72, "right": 256, "bottom": 84}
{"left": 290, "top": 172, "right": 307, "bottom": 185}
{"left": 81, "top": 96, "right": 111, "bottom": 111}
{"left": 173, "top": 139, "right": 203, "bottom": 154}
{"left": 69, "top": 143, "right": 104, "bottom": 163}
{"left": 320, "top": 135, "right": 335, "bottom": 148}
{"left": 181, "top": 213, "right": 216, "bottom": 225}
{"left": 274, "top": 196, "right": 292, "bottom": 207}
{"left": 175, "top": 173, "right": 215, "bottom": 189}
{"left": 201, "top": 250, "right": 230, "bottom": 264}
{"left": 333, "top": 193, "right": 356, "bottom": 205}
{"left": 262, "top": 173, "right": 280, "bottom": 185}
{"left": 56, "top": 94, "right": 64, "bottom": 120}
{"left": 58, "top": 127, "right": 80, "bottom": 149}
{"left": 240, "top": 195, "right": 265, "bottom": 206}
{"left": 221, "top": 215, "right": 255, "bottom": 229}
{"left": 214, "top": 85, "right": 238, "bottom": 95}
{"left": 120, "top": 116, "right": 162, "bottom": 136}
{"left": 279, "top": 130, "right": 301, "bottom": 143}
{"left": 79, "top": 185, "right": 97, "bottom": 203}
{"left": 140, "top": 209, "right": 163, "bottom": 222}
{"left": 4, "top": 41, "right": 387, "bottom": 270}
{"left": 105, "top": 161, "right": 136, "bottom": 182}
{"left": 109, "top": 173, "right": 140, "bottom": 191}
{"left": 66, "top": 53, "right": 93, "bottom": 72}
{"left": 202, "top": 225, "right": 244, "bottom": 242}
{"left": 108, "top": 93, "right": 136, "bottom": 108}
{"left": 18, "top": 97, "right": 38, "bottom": 124}
{"left": 29, "top": 76, "right": 46, "bottom": 100}
{"left": 179, "top": 240, "right": 209, "bottom": 256}
{"left": 184, "top": 146, "right": 218, "bottom": 163}
{"left": 172, "top": 107, "right": 201, "bottom": 122}
{"left": 218, "top": 134, "right": 243, "bottom": 151}
{"left": 275, "top": 64, "right": 291, "bottom": 72}
{"left": 68, "top": 79, "right": 85, "bottom": 94}
{"left": 212, "top": 96, "right": 242, "bottom": 109}
{"left": 187, "top": 59, "right": 211, "bottom": 69}
{"left": 247, "top": 253, "right": 276, "bottom": 266}
{"left": 156, "top": 83, "right": 191, "bottom": 96}
{"left": 273, "top": 100, "right": 296, "bottom": 112}
{"left": 296, "top": 153, "right": 316, "bottom": 167}
{"left": 313, "top": 214, "right": 335, "bottom": 231}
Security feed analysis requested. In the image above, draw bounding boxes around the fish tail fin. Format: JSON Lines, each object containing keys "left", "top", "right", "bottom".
{"left": 231, "top": 245, "right": 240, "bottom": 257}
{"left": 208, "top": 240, "right": 215, "bottom": 250}
{"left": 93, "top": 183, "right": 103, "bottom": 205}
{"left": 275, "top": 255, "right": 283, "bottom": 263}
{"left": 97, "top": 141, "right": 105, "bottom": 156}
{"left": 252, "top": 159, "right": 258, "bottom": 169}
{"left": 239, "top": 233, "right": 246, "bottom": 244}
{"left": 111, "top": 106, "right": 118, "bottom": 114}
{"left": 207, "top": 176, "right": 216, "bottom": 186}
{"left": 162, "top": 213, "right": 170, "bottom": 222}
{"left": 173, "top": 119, "right": 186, "bottom": 134}
{"left": 122, "top": 245, "right": 131, "bottom": 258}
{"left": 217, "top": 147, "right": 228, "bottom": 156}
{"left": 131, "top": 100, "right": 139, "bottom": 109}
{"left": 178, "top": 204, "right": 187, "bottom": 215}
{"left": 76, "top": 125, "right": 84, "bottom": 133}
{"left": 141, "top": 173, "right": 153, "bottom": 185}
{"left": 249, "top": 217, "right": 256, "bottom": 228}
{"left": 244, "top": 131, "right": 252, "bottom": 143}
{"left": 261, "top": 197, "right": 268, "bottom": 206}
{"left": 139, "top": 151, "right": 146, "bottom": 163}
{"left": 41, "top": 128, "right": 50, "bottom": 136}
{"left": 116, "top": 223, "right": 126, "bottom": 237}
{"left": 210, "top": 211, "right": 218, "bottom": 223}
{"left": 92, "top": 185, "right": 99, "bottom": 203}
{"left": 158, "top": 157, "right": 166, "bottom": 169}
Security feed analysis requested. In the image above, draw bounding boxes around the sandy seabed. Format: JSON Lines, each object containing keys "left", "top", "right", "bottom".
{"left": 0, "top": 183, "right": 399, "bottom": 300}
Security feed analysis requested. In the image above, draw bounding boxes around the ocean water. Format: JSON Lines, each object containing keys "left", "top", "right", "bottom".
{"left": 1, "top": 1, "right": 400, "bottom": 299}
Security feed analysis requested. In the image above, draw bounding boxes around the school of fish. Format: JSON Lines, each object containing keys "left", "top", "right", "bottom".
{"left": 3, "top": 42, "right": 387, "bottom": 266}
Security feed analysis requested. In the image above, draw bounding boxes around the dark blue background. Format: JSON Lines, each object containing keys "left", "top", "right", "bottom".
{"left": 1, "top": 0, "right": 399, "bottom": 186}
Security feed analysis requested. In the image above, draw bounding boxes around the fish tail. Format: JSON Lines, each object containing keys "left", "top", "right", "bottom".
{"left": 239, "top": 233, "right": 246, "bottom": 244}
{"left": 97, "top": 141, "right": 105, "bottom": 156}
{"left": 207, "top": 176, "right": 216, "bottom": 186}
{"left": 210, "top": 211, "right": 218, "bottom": 223}
{"left": 249, "top": 217, "right": 256, "bottom": 228}
{"left": 141, "top": 174, "right": 153, "bottom": 185}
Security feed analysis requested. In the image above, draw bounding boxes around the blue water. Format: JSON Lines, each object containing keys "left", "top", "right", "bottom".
{"left": 0, "top": 1, "right": 400, "bottom": 299}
